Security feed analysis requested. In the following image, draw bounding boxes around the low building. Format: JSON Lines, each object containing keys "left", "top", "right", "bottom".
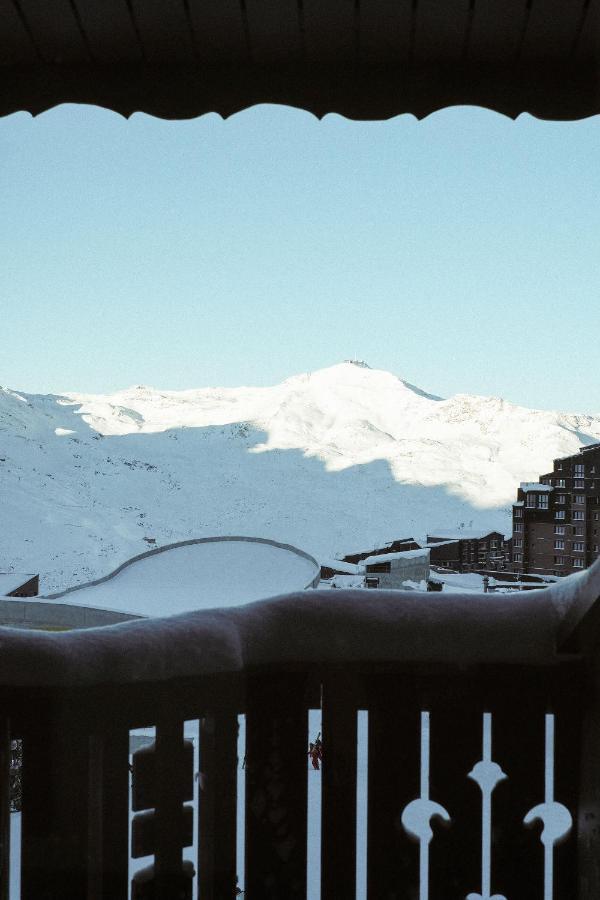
{"left": 0, "top": 574, "right": 39, "bottom": 597}
{"left": 426, "top": 531, "right": 507, "bottom": 573}
{"left": 424, "top": 539, "right": 461, "bottom": 570}
{"left": 341, "top": 538, "right": 421, "bottom": 565}
{"left": 320, "top": 559, "right": 363, "bottom": 580}
{"left": 363, "top": 548, "right": 430, "bottom": 589}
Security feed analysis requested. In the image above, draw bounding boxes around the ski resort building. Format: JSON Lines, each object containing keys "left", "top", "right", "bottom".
{"left": 0, "top": 574, "right": 38, "bottom": 598}
{"left": 340, "top": 538, "right": 421, "bottom": 565}
{"left": 46, "top": 538, "right": 321, "bottom": 617}
{"left": 426, "top": 531, "right": 508, "bottom": 573}
{"left": 341, "top": 533, "right": 510, "bottom": 577}
{"left": 319, "top": 559, "right": 363, "bottom": 581}
{"left": 511, "top": 444, "right": 600, "bottom": 577}
{"left": 363, "top": 548, "right": 430, "bottom": 589}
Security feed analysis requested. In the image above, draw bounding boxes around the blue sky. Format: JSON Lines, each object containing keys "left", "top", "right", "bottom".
{"left": 1, "top": 103, "right": 599, "bottom": 412}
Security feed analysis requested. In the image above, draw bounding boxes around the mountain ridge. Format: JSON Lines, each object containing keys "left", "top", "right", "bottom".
{"left": 1, "top": 362, "right": 599, "bottom": 593}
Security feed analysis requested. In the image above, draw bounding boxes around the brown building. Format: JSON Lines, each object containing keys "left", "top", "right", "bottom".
{"left": 0, "top": 574, "right": 39, "bottom": 597}
{"left": 426, "top": 531, "right": 508, "bottom": 573}
{"left": 341, "top": 538, "right": 421, "bottom": 565}
{"left": 512, "top": 444, "right": 600, "bottom": 577}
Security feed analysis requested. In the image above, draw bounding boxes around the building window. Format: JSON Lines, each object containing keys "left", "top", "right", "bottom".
{"left": 573, "top": 559, "right": 585, "bottom": 568}
{"left": 575, "top": 526, "right": 585, "bottom": 536}
{"left": 574, "top": 479, "right": 585, "bottom": 489}
{"left": 556, "top": 479, "right": 566, "bottom": 488}
{"left": 514, "top": 523, "right": 524, "bottom": 532}
{"left": 556, "top": 461, "right": 563, "bottom": 470}
{"left": 513, "top": 538, "right": 522, "bottom": 548}
{"left": 526, "top": 494, "right": 536, "bottom": 508}
{"left": 554, "top": 540, "right": 565, "bottom": 550}
{"left": 555, "top": 511, "right": 566, "bottom": 520}
{"left": 554, "top": 556, "right": 565, "bottom": 565}
{"left": 554, "top": 525, "right": 566, "bottom": 535}
{"left": 594, "top": 512, "right": 599, "bottom": 521}
{"left": 366, "top": 562, "right": 391, "bottom": 573}
{"left": 556, "top": 494, "right": 566, "bottom": 504}
{"left": 538, "top": 494, "right": 549, "bottom": 509}
{"left": 574, "top": 464, "right": 585, "bottom": 477}
{"left": 573, "top": 541, "right": 585, "bottom": 552}
{"left": 514, "top": 553, "right": 522, "bottom": 562}
{"left": 594, "top": 545, "right": 599, "bottom": 553}
{"left": 573, "top": 511, "right": 585, "bottom": 520}
{"left": 574, "top": 494, "right": 585, "bottom": 504}
{"left": 514, "top": 507, "right": 523, "bottom": 517}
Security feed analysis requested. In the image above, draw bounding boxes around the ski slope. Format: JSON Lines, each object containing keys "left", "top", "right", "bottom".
{"left": 2, "top": 361, "right": 599, "bottom": 593}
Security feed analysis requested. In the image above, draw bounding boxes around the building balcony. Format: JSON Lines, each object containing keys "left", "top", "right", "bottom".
{"left": 1, "top": 561, "right": 600, "bottom": 898}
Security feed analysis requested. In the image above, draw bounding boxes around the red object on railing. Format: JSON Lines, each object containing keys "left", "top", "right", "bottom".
{"left": 308, "top": 734, "right": 323, "bottom": 770}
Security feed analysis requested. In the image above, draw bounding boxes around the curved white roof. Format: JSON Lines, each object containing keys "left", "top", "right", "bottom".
{"left": 46, "top": 538, "right": 319, "bottom": 618}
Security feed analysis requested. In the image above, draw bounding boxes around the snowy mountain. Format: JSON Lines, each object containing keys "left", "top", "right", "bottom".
{"left": 1, "top": 361, "right": 599, "bottom": 593}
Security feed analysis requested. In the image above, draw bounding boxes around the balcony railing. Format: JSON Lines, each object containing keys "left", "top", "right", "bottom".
{"left": 1, "top": 559, "right": 600, "bottom": 899}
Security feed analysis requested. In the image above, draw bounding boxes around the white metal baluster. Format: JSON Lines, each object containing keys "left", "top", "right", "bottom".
{"left": 524, "top": 714, "right": 572, "bottom": 900}
{"left": 401, "top": 712, "right": 451, "bottom": 900}
{"left": 467, "top": 712, "right": 507, "bottom": 900}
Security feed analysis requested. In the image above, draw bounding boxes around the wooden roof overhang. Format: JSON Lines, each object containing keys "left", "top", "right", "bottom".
{"left": 0, "top": 1, "right": 599, "bottom": 121}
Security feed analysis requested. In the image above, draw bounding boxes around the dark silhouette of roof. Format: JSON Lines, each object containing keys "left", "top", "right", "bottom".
{"left": 0, "top": 2, "right": 598, "bottom": 121}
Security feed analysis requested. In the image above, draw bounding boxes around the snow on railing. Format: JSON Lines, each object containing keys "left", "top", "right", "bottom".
{"left": 0, "top": 581, "right": 582, "bottom": 689}
{"left": 0, "top": 560, "right": 599, "bottom": 899}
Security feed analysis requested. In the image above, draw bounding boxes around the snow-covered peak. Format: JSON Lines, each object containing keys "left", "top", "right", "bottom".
{"left": 280, "top": 361, "right": 442, "bottom": 403}
{"left": 2, "top": 363, "right": 600, "bottom": 594}
{"left": 343, "top": 358, "right": 372, "bottom": 368}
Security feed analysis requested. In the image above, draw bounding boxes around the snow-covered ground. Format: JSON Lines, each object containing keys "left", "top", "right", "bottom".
{"left": 46, "top": 539, "right": 319, "bottom": 617}
{"left": 433, "top": 571, "right": 554, "bottom": 593}
{"left": 434, "top": 571, "right": 491, "bottom": 593}
{"left": 2, "top": 361, "right": 599, "bottom": 594}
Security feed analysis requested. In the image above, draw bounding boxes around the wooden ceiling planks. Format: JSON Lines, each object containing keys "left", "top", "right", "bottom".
{"left": 520, "top": 0, "right": 583, "bottom": 60}
{"left": 574, "top": 0, "right": 599, "bottom": 60}
{"left": 303, "top": 0, "right": 356, "bottom": 63}
{"left": 413, "top": 0, "right": 472, "bottom": 61}
{"left": 0, "top": 0, "right": 598, "bottom": 121}
{"left": 128, "top": 0, "right": 195, "bottom": 62}
{"left": 358, "top": 0, "right": 413, "bottom": 65}
{"left": 468, "top": 0, "right": 526, "bottom": 62}
{"left": 15, "top": 0, "right": 91, "bottom": 63}
{"left": 244, "top": 0, "right": 303, "bottom": 65}
{"left": 0, "top": 0, "right": 39, "bottom": 64}
{"left": 187, "top": 0, "right": 247, "bottom": 65}
{"left": 73, "top": 0, "right": 142, "bottom": 63}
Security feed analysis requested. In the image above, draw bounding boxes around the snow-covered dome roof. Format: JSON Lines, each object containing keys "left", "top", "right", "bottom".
{"left": 46, "top": 537, "right": 320, "bottom": 618}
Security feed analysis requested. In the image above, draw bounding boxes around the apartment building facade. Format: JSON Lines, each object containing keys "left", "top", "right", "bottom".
{"left": 512, "top": 443, "right": 600, "bottom": 576}
{"left": 426, "top": 531, "right": 508, "bottom": 572}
